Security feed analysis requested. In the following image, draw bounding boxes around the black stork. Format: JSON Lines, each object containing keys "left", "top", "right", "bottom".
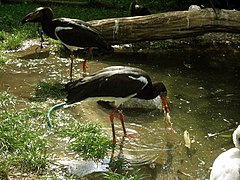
{"left": 129, "top": 0, "right": 151, "bottom": 16}
{"left": 22, "top": 7, "right": 113, "bottom": 80}
{"left": 47, "top": 66, "right": 173, "bottom": 142}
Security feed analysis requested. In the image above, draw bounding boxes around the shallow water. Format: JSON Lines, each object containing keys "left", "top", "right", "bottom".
{"left": 1, "top": 41, "right": 240, "bottom": 179}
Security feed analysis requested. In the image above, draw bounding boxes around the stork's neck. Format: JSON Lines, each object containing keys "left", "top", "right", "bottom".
{"left": 41, "top": 20, "right": 58, "bottom": 40}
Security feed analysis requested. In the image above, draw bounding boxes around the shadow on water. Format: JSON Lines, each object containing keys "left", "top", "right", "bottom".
{"left": 1, "top": 39, "right": 240, "bottom": 179}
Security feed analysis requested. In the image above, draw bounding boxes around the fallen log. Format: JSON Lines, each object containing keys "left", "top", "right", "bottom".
{"left": 88, "top": 5, "right": 240, "bottom": 45}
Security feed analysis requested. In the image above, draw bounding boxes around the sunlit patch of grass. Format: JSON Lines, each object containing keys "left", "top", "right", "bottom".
{"left": 0, "top": 30, "right": 28, "bottom": 50}
{"left": 58, "top": 121, "right": 113, "bottom": 160}
{"left": 0, "top": 91, "right": 50, "bottom": 177}
{"left": 0, "top": 29, "right": 27, "bottom": 68}
{"left": 34, "top": 81, "right": 66, "bottom": 101}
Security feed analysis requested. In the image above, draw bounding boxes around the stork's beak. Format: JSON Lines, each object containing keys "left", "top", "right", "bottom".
{"left": 22, "top": 12, "right": 33, "bottom": 24}
{"left": 160, "top": 95, "right": 170, "bottom": 113}
{"left": 160, "top": 95, "right": 174, "bottom": 133}
{"left": 21, "top": 11, "right": 41, "bottom": 24}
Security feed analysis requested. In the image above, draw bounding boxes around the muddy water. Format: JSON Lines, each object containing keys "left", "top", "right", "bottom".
{"left": 1, "top": 41, "right": 240, "bottom": 179}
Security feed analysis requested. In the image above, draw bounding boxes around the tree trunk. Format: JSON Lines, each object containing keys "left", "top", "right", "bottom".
{"left": 88, "top": 6, "right": 240, "bottom": 45}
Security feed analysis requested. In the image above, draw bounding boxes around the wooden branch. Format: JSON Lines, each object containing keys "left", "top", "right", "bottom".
{"left": 88, "top": 6, "right": 240, "bottom": 45}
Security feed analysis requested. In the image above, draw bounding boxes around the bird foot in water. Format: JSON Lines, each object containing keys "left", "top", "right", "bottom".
{"left": 112, "top": 133, "right": 136, "bottom": 144}
{"left": 81, "top": 71, "right": 89, "bottom": 77}
{"left": 114, "top": 131, "right": 137, "bottom": 139}
{"left": 123, "top": 133, "right": 136, "bottom": 139}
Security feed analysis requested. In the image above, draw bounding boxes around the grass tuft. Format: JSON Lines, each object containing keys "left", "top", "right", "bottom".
{"left": 34, "top": 81, "right": 66, "bottom": 101}
{"left": 58, "top": 121, "right": 113, "bottom": 160}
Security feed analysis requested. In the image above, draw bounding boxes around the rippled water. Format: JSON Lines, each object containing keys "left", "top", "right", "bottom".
{"left": 0, "top": 41, "right": 239, "bottom": 179}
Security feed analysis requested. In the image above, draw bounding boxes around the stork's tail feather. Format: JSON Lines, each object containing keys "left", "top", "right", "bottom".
{"left": 47, "top": 102, "right": 66, "bottom": 128}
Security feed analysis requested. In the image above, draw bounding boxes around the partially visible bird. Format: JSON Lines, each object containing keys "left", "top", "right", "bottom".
{"left": 129, "top": 0, "right": 151, "bottom": 16}
{"left": 47, "top": 66, "right": 172, "bottom": 142}
{"left": 210, "top": 125, "right": 240, "bottom": 180}
{"left": 22, "top": 7, "right": 113, "bottom": 81}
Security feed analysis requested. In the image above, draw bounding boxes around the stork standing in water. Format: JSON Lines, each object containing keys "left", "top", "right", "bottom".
{"left": 22, "top": 7, "right": 113, "bottom": 81}
{"left": 47, "top": 66, "right": 173, "bottom": 142}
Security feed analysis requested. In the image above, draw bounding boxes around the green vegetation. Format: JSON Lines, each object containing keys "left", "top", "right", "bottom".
{"left": 58, "top": 121, "right": 113, "bottom": 160}
{"left": 35, "top": 81, "right": 66, "bottom": 101}
{"left": 0, "top": 92, "right": 49, "bottom": 178}
{"left": 0, "top": 30, "right": 28, "bottom": 50}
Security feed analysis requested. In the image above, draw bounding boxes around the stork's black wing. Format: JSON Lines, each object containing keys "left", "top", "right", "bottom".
{"left": 64, "top": 66, "right": 150, "bottom": 104}
{"left": 54, "top": 18, "right": 113, "bottom": 51}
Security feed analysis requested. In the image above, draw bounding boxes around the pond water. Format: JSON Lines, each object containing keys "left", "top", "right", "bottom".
{"left": 0, "top": 40, "right": 239, "bottom": 179}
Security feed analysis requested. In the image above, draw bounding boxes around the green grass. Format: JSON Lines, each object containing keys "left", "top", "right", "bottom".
{"left": 0, "top": 30, "right": 29, "bottom": 50}
{"left": 57, "top": 121, "right": 113, "bottom": 160}
{"left": 34, "top": 81, "right": 66, "bottom": 101}
{"left": 0, "top": 92, "right": 49, "bottom": 178}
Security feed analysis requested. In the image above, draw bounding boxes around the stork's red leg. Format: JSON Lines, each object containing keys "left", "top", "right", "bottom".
{"left": 69, "top": 51, "right": 74, "bottom": 82}
{"left": 109, "top": 110, "right": 116, "bottom": 143}
{"left": 82, "top": 60, "right": 87, "bottom": 77}
{"left": 118, "top": 109, "right": 136, "bottom": 138}
{"left": 83, "top": 47, "right": 93, "bottom": 75}
{"left": 86, "top": 47, "right": 93, "bottom": 61}
{"left": 118, "top": 109, "right": 127, "bottom": 135}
